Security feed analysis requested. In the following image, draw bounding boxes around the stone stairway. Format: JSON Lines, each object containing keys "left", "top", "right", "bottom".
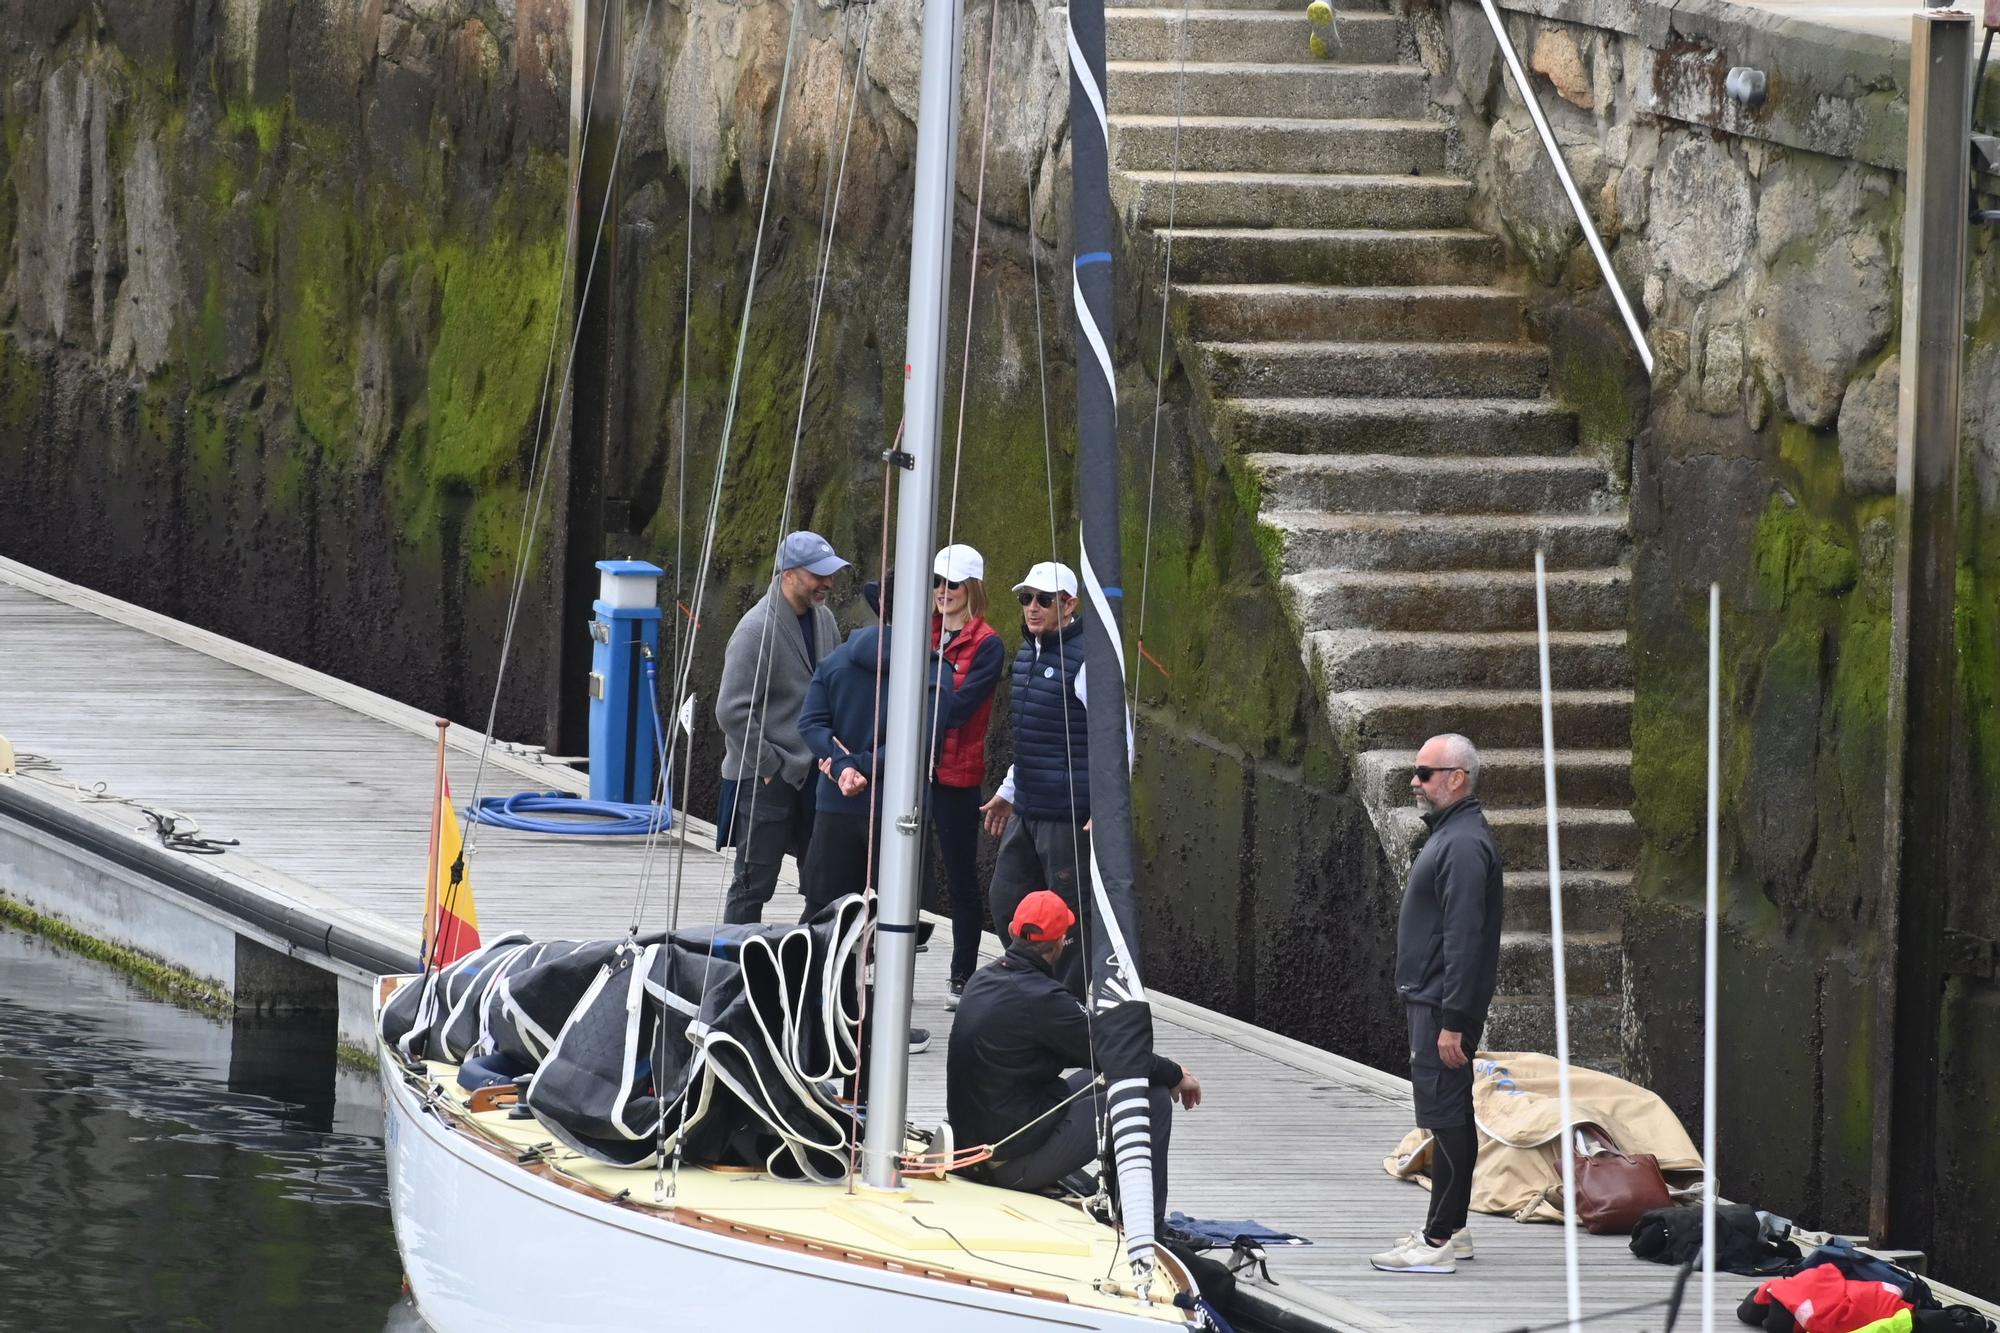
{"left": 1099, "top": 0, "right": 1635, "bottom": 1068}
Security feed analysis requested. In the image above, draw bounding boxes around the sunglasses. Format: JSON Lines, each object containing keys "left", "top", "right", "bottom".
{"left": 1411, "top": 765, "right": 1464, "bottom": 782}
{"left": 1018, "top": 591, "right": 1059, "bottom": 608}
{"left": 932, "top": 575, "right": 964, "bottom": 591}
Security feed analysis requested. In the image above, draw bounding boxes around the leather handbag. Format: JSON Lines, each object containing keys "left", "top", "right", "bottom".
{"left": 1567, "top": 1128, "right": 1673, "bottom": 1235}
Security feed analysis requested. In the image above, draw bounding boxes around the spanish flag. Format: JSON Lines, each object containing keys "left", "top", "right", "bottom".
{"left": 424, "top": 772, "right": 482, "bottom": 968}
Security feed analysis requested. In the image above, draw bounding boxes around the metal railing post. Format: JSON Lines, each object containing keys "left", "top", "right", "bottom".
{"left": 1475, "top": 0, "right": 1653, "bottom": 377}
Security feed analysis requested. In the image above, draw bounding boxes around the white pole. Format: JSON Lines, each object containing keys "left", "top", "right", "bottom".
{"left": 860, "top": 0, "right": 962, "bottom": 1190}
{"left": 1703, "top": 582, "right": 1721, "bottom": 1333}
{"left": 1535, "top": 549, "right": 1584, "bottom": 1333}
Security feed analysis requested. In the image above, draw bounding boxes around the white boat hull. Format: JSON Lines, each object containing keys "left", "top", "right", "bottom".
{"left": 382, "top": 1058, "right": 1184, "bottom": 1332}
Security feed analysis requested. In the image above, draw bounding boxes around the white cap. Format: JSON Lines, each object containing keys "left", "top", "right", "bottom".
{"left": 1011, "top": 561, "right": 1078, "bottom": 598}
{"left": 933, "top": 543, "right": 985, "bottom": 583}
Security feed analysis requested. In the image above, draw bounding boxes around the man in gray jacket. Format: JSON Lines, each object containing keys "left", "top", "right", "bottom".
{"left": 714, "top": 531, "right": 847, "bottom": 924}
{"left": 1370, "top": 732, "right": 1503, "bottom": 1276}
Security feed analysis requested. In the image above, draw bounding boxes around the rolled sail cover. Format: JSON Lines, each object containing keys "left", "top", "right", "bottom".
{"left": 518, "top": 896, "right": 870, "bottom": 1179}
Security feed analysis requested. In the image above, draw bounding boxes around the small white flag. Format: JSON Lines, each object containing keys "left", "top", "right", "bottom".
{"left": 677, "top": 694, "right": 697, "bottom": 738}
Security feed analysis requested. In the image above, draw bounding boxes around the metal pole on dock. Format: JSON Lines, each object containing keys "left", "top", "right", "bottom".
{"left": 1533, "top": 551, "right": 1583, "bottom": 1333}
{"left": 1870, "top": 7, "right": 1971, "bottom": 1258}
{"left": 1703, "top": 585, "right": 1720, "bottom": 1333}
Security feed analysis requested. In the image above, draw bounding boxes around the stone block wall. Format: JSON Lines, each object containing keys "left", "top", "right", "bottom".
{"left": 1404, "top": 0, "right": 2000, "bottom": 1279}
{"left": 0, "top": 2, "right": 1403, "bottom": 1069}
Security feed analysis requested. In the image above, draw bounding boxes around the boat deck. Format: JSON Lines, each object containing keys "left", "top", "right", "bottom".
{"left": 0, "top": 556, "right": 1760, "bottom": 1332}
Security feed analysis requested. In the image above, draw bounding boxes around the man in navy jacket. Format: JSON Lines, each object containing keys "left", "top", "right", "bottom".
{"left": 796, "top": 571, "right": 960, "bottom": 920}
{"left": 1371, "top": 732, "right": 1504, "bottom": 1275}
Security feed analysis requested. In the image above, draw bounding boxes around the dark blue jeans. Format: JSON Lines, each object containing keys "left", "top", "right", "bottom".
{"left": 927, "top": 782, "right": 985, "bottom": 983}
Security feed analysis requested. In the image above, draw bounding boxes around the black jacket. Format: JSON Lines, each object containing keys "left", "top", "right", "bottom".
{"left": 947, "top": 941, "right": 1183, "bottom": 1160}
{"left": 1394, "top": 796, "right": 1504, "bottom": 1032}
{"left": 797, "top": 625, "right": 958, "bottom": 817}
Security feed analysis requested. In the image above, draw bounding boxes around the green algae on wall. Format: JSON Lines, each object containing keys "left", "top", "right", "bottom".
{"left": 0, "top": 892, "right": 232, "bottom": 1015}
{"left": 424, "top": 224, "right": 569, "bottom": 491}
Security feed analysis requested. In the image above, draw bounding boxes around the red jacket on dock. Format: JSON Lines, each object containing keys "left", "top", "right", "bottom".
{"left": 929, "top": 613, "right": 1003, "bottom": 789}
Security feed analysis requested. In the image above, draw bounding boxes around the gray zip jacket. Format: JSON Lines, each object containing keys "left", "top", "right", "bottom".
{"left": 1394, "top": 796, "right": 1504, "bottom": 1033}
{"left": 715, "top": 579, "right": 840, "bottom": 788}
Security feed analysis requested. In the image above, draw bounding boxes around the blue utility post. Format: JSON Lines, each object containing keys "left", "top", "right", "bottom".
{"left": 588, "top": 560, "right": 665, "bottom": 806}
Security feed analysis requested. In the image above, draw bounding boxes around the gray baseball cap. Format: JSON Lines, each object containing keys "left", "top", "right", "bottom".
{"left": 778, "top": 530, "right": 850, "bottom": 576}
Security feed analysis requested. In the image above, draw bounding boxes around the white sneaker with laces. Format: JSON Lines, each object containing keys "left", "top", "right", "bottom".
{"left": 1391, "top": 1227, "right": 1474, "bottom": 1260}
{"left": 1368, "top": 1235, "right": 1457, "bottom": 1274}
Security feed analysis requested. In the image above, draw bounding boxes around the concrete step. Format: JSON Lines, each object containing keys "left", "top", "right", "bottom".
{"left": 1482, "top": 994, "right": 1626, "bottom": 1072}
{"left": 1248, "top": 453, "right": 1614, "bottom": 514}
{"left": 1499, "top": 929, "right": 1627, "bottom": 997}
{"left": 1175, "top": 284, "right": 1525, "bottom": 343}
{"left": 1309, "top": 628, "right": 1631, "bottom": 692}
{"left": 1265, "top": 512, "right": 1628, "bottom": 574}
{"left": 1220, "top": 397, "right": 1573, "bottom": 454}
{"left": 1502, "top": 870, "right": 1636, "bottom": 935}
{"left": 1487, "top": 808, "right": 1639, "bottom": 872}
{"left": 1111, "top": 116, "right": 1446, "bottom": 175}
{"left": 1156, "top": 227, "right": 1501, "bottom": 284}
{"left": 1117, "top": 171, "right": 1472, "bottom": 230}
{"left": 1330, "top": 686, "right": 1633, "bottom": 749}
{"left": 1358, "top": 746, "right": 1635, "bottom": 809}
{"left": 1197, "top": 342, "right": 1547, "bottom": 400}
{"left": 1383, "top": 803, "right": 1638, "bottom": 876}
{"left": 1108, "top": 63, "right": 1429, "bottom": 119}
{"left": 1286, "top": 567, "right": 1630, "bottom": 632}
{"left": 1100, "top": 9, "right": 1403, "bottom": 63}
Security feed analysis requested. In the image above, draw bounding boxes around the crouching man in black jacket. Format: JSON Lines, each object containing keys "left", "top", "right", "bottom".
{"left": 946, "top": 890, "right": 1201, "bottom": 1227}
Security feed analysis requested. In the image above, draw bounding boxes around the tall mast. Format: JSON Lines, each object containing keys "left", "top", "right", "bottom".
{"left": 1068, "top": 0, "right": 1162, "bottom": 1288}
{"left": 860, "top": 0, "right": 963, "bottom": 1189}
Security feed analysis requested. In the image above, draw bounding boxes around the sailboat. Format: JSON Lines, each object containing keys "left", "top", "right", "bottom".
{"left": 371, "top": 0, "right": 1206, "bottom": 1324}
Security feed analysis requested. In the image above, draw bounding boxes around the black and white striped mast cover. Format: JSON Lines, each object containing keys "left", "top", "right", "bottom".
{"left": 1066, "top": 0, "right": 1162, "bottom": 1290}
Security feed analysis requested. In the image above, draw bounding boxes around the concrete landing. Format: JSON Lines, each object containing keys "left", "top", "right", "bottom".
{"left": 0, "top": 554, "right": 1879, "bottom": 1331}
{"left": 1733, "top": 0, "right": 1957, "bottom": 42}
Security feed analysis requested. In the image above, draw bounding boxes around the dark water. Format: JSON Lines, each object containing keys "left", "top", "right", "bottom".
{"left": 0, "top": 925, "right": 420, "bottom": 1331}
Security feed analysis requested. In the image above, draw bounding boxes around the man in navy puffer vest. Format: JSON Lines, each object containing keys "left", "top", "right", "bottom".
{"left": 980, "top": 561, "right": 1120, "bottom": 996}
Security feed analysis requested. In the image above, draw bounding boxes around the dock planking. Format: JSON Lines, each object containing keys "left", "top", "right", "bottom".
{"left": 0, "top": 557, "right": 1760, "bottom": 1332}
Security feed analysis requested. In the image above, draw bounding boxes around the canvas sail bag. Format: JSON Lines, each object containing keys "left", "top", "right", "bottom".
{"left": 1384, "top": 1052, "right": 1702, "bottom": 1223}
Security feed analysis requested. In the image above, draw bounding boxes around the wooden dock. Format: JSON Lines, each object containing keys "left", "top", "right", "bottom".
{"left": 0, "top": 555, "right": 1762, "bottom": 1332}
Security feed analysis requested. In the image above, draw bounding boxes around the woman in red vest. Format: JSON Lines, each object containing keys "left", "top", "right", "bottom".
{"left": 929, "top": 543, "right": 1007, "bottom": 1008}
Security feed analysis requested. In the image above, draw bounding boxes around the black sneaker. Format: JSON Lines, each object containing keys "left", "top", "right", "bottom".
{"left": 908, "top": 1027, "right": 931, "bottom": 1054}
{"left": 946, "top": 978, "right": 965, "bottom": 1012}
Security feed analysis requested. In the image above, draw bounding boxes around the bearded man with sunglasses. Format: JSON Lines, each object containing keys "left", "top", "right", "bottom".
{"left": 1370, "top": 732, "right": 1504, "bottom": 1275}
{"left": 979, "top": 561, "right": 1115, "bottom": 997}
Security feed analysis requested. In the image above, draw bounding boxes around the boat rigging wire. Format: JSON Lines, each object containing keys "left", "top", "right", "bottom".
{"left": 1491, "top": 1261, "right": 1697, "bottom": 1333}
{"left": 636, "top": 0, "right": 880, "bottom": 1196}
{"left": 646, "top": 0, "right": 878, "bottom": 940}
{"left": 459, "top": 0, "right": 615, "bottom": 868}
{"left": 1131, "top": 0, "right": 1193, "bottom": 712}
{"left": 923, "top": 0, "right": 1006, "bottom": 784}
{"left": 424, "top": 0, "right": 647, "bottom": 985}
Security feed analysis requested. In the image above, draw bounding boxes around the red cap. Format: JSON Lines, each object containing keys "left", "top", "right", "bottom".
{"left": 1011, "top": 890, "right": 1076, "bottom": 943}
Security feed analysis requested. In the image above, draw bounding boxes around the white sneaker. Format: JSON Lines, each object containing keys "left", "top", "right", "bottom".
{"left": 1391, "top": 1227, "right": 1474, "bottom": 1260}
{"left": 1368, "top": 1235, "right": 1457, "bottom": 1273}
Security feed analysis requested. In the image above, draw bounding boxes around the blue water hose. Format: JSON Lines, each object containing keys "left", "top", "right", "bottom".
{"left": 467, "top": 651, "right": 677, "bottom": 836}
{"left": 466, "top": 791, "right": 670, "bottom": 835}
